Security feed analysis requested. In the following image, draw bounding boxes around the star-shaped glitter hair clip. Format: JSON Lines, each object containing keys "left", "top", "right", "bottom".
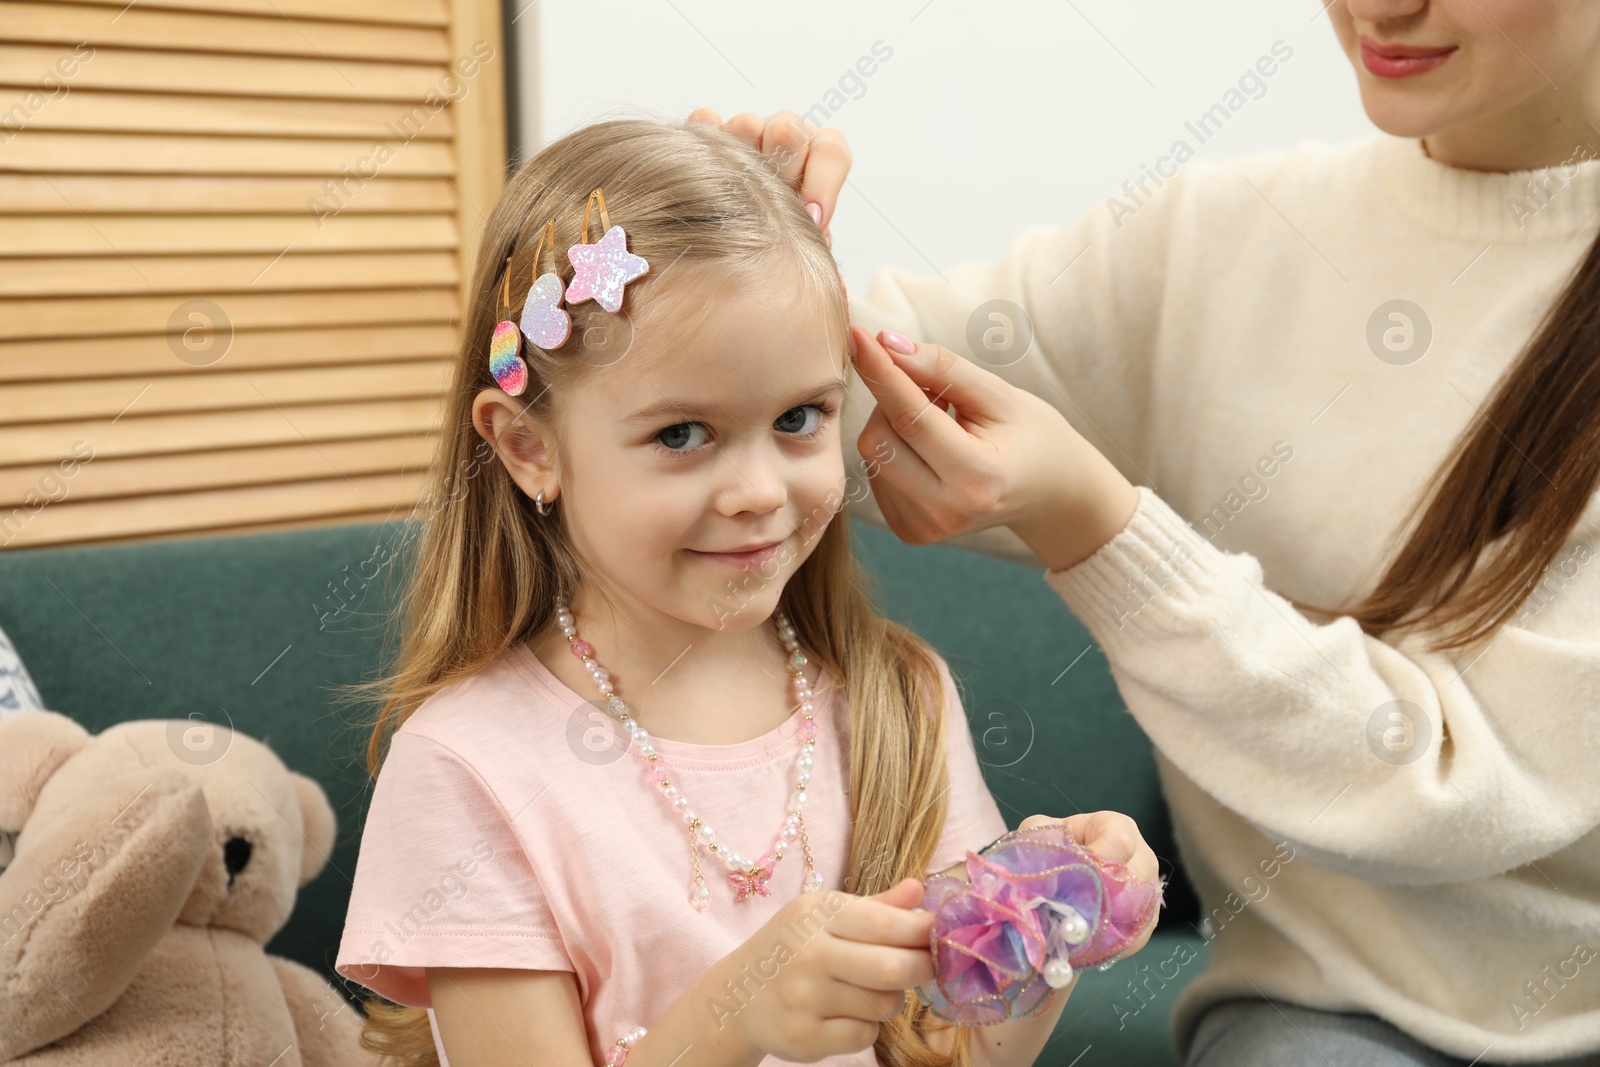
{"left": 565, "top": 187, "right": 650, "bottom": 314}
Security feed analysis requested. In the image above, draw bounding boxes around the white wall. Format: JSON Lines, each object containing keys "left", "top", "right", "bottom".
{"left": 513, "top": 0, "right": 1377, "bottom": 295}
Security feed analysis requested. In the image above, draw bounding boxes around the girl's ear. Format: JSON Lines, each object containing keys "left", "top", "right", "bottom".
{"left": 470, "top": 388, "right": 561, "bottom": 500}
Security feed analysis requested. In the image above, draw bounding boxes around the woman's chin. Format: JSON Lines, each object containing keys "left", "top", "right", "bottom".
{"left": 1355, "top": 89, "right": 1464, "bottom": 142}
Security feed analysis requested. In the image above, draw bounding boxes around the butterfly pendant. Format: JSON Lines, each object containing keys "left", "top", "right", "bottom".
{"left": 728, "top": 863, "right": 774, "bottom": 902}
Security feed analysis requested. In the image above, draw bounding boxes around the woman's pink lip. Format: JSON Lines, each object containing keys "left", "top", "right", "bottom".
{"left": 1359, "top": 36, "right": 1456, "bottom": 78}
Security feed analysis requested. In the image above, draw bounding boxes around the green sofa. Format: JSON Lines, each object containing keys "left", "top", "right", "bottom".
{"left": 0, "top": 516, "right": 1207, "bottom": 1064}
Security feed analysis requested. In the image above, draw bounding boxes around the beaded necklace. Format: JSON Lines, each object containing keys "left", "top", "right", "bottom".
{"left": 553, "top": 595, "right": 825, "bottom": 909}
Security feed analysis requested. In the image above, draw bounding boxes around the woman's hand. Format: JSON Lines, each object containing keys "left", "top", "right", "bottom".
{"left": 1018, "top": 811, "right": 1162, "bottom": 957}
{"left": 850, "top": 326, "right": 1141, "bottom": 572}
{"left": 686, "top": 108, "right": 850, "bottom": 246}
{"left": 720, "top": 877, "right": 933, "bottom": 1062}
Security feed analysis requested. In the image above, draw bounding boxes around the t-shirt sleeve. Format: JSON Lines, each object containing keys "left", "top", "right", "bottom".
{"left": 925, "top": 656, "right": 1011, "bottom": 877}
{"left": 335, "top": 729, "right": 572, "bottom": 1007}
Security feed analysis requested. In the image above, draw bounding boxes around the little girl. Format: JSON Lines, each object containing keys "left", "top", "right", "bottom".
{"left": 335, "top": 118, "right": 1157, "bottom": 1067}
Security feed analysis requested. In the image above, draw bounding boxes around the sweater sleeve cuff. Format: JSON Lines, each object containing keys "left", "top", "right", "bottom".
{"left": 1042, "top": 486, "right": 1238, "bottom": 658}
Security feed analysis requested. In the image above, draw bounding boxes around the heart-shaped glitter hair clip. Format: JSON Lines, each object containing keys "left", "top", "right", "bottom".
{"left": 565, "top": 187, "right": 650, "bottom": 314}
{"left": 489, "top": 255, "right": 530, "bottom": 396}
{"left": 519, "top": 218, "right": 573, "bottom": 351}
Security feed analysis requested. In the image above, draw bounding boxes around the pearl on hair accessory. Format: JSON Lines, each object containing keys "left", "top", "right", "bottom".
{"left": 554, "top": 594, "right": 825, "bottom": 908}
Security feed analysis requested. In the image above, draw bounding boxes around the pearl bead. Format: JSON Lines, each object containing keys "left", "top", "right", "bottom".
{"left": 673, "top": 797, "right": 688, "bottom": 812}
{"left": 683, "top": 809, "right": 696, "bottom": 824}
{"left": 798, "top": 755, "right": 813, "bottom": 771}
{"left": 1042, "top": 957, "right": 1075, "bottom": 988}
{"left": 640, "top": 744, "right": 654, "bottom": 758}
{"left": 1057, "top": 906, "right": 1090, "bottom": 945}
{"left": 663, "top": 785, "right": 678, "bottom": 799}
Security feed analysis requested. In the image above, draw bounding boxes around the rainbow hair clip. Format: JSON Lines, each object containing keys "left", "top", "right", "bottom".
{"left": 916, "top": 822, "right": 1165, "bottom": 1027}
{"left": 486, "top": 189, "right": 650, "bottom": 396}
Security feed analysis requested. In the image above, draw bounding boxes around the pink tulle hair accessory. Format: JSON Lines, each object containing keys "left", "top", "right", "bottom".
{"left": 917, "top": 822, "right": 1165, "bottom": 1026}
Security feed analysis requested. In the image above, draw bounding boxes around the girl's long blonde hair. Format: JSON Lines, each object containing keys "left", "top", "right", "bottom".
{"left": 352, "top": 118, "right": 973, "bottom": 1067}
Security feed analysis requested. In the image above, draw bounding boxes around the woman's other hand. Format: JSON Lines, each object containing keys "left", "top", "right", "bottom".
{"left": 686, "top": 108, "right": 851, "bottom": 247}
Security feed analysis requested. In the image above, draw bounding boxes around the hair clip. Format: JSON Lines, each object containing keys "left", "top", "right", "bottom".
{"left": 489, "top": 256, "right": 530, "bottom": 396}
{"left": 565, "top": 187, "right": 649, "bottom": 314}
{"left": 519, "top": 218, "right": 573, "bottom": 351}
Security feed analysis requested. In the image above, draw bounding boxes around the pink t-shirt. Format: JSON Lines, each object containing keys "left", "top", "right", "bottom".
{"left": 336, "top": 639, "right": 1008, "bottom": 1067}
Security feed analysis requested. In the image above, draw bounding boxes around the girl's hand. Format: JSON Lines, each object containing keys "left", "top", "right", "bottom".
{"left": 1018, "top": 811, "right": 1162, "bottom": 957}
{"left": 720, "top": 876, "right": 933, "bottom": 1061}
{"left": 685, "top": 108, "right": 850, "bottom": 247}
{"left": 850, "top": 326, "right": 1141, "bottom": 572}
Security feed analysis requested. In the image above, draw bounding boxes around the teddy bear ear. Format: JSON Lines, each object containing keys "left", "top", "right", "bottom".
{"left": 290, "top": 771, "right": 336, "bottom": 886}
{"left": 0, "top": 711, "right": 90, "bottom": 833}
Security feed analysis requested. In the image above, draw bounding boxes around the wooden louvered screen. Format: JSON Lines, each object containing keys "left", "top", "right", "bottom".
{"left": 0, "top": 0, "right": 506, "bottom": 548}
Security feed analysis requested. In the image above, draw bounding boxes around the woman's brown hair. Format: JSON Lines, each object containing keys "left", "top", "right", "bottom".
{"left": 1290, "top": 227, "right": 1600, "bottom": 651}
{"left": 347, "top": 118, "right": 974, "bottom": 1066}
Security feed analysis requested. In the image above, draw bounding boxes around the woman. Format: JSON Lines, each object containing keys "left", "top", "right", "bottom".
{"left": 692, "top": 0, "right": 1600, "bottom": 1063}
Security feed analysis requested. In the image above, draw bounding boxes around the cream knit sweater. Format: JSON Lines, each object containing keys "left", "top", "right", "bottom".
{"left": 840, "top": 132, "right": 1600, "bottom": 1062}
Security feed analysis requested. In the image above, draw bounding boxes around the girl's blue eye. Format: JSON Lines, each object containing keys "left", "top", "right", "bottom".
{"left": 655, "top": 422, "right": 709, "bottom": 451}
{"left": 652, "top": 403, "right": 833, "bottom": 455}
{"left": 774, "top": 404, "right": 823, "bottom": 436}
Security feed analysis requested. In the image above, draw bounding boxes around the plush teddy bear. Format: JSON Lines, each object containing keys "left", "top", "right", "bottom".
{"left": 0, "top": 711, "right": 377, "bottom": 1066}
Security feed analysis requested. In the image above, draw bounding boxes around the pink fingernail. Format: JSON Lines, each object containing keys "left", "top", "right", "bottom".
{"left": 880, "top": 330, "right": 916, "bottom": 355}
{"left": 806, "top": 201, "right": 823, "bottom": 226}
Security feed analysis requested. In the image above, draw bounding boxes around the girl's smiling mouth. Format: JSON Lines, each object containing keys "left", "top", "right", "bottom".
{"left": 688, "top": 539, "right": 786, "bottom": 568}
